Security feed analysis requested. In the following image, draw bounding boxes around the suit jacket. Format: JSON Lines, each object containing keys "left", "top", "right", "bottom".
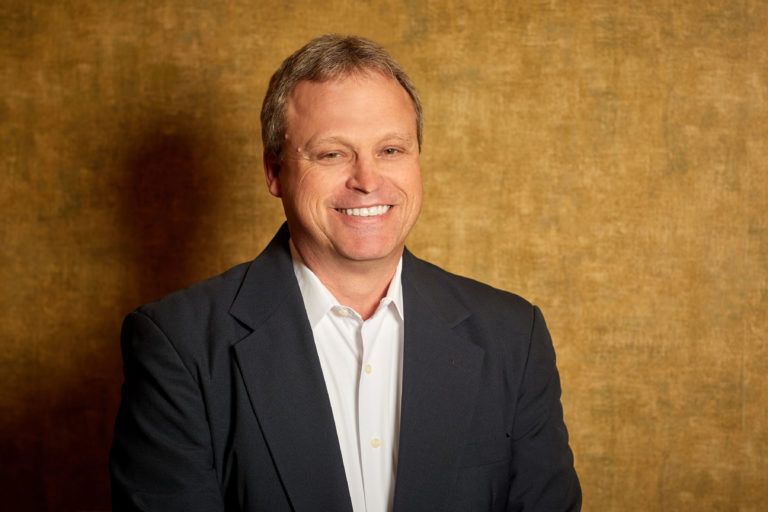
{"left": 110, "top": 224, "right": 580, "bottom": 511}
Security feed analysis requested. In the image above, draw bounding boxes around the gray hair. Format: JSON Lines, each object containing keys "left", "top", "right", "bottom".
{"left": 260, "top": 34, "right": 423, "bottom": 162}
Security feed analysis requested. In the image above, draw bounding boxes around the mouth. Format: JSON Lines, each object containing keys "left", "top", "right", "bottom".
{"left": 335, "top": 205, "right": 391, "bottom": 217}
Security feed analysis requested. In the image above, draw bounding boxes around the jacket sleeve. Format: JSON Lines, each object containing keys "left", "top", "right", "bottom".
{"left": 506, "top": 306, "right": 581, "bottom": 511}
{"left": 110, "top": 310, "right": 225, "bottom": 512}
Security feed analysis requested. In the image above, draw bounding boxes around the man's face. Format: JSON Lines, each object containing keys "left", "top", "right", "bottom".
{"left": 265, "top": 71, "right": 422, "bottom": 269}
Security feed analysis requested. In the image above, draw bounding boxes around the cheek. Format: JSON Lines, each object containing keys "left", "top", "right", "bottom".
{"left": 413, "top": 172, "right": 423, "bottom": 196}
{"left": 404, "top": 167, "right": 423, "bottom": 202}
{"left": 407, "top": 171, "right": 423, "bottom": 220}
{"left": 291, "top": 172, "right": 338, "bottom": 210}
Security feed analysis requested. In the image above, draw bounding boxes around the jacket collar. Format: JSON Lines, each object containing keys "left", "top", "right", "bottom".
{"left": 228, "top": 222, "right": 295, "bottom": 329}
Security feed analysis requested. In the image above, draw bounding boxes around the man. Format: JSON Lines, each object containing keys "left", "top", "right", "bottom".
{"left": 110, "top": 35, "right": 581, "bottom": 511}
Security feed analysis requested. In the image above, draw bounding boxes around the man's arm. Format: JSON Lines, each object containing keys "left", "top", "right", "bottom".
{"left": 507, "top": 305, "right": 581, "bottom": 511}
{"left": 110, "top": 310, "right": 225, "bottom": 512}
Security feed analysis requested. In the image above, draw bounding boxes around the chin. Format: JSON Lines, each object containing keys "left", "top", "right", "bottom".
{"left": 335, "top": 238, "right": 403, "bottom": 263}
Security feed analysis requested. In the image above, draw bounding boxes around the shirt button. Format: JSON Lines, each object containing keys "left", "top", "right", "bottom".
{"left": 370, "top": 437, "right": 381, "bottom": 448}
{"left": 364, "top": 364, "right": 373, "bottom": 375}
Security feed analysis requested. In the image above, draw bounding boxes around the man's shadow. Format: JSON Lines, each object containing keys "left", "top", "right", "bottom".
{"left": 1, "top": 105, "right": 237, "bottom": 511}
{"left": 119, "top": 111, "right": 227, "bottom": 302}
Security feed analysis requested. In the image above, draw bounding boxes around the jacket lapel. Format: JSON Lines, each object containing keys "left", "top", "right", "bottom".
{"left": 393, "top": 252, "right": 486, "bottom": 511}
{"left": 229, "top": 225, "right": 353, "bottom": 512}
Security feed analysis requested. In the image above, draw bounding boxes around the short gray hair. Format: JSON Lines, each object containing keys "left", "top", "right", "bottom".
{"left": 260, "top": 34, "right": 423, "bottom": 162}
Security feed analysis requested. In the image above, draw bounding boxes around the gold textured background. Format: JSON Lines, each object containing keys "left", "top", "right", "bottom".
{"left": 1, "top": 1, "right": 766, "bottom": 510}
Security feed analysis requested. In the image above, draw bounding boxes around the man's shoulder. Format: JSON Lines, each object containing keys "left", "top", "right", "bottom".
{"left": 132, "top": 259, "right": 253, "bottom": 337}
{"left": 405, "top": 253, "right": 536, "bottom": 328}
{"left": 134, "top": 224, "right": 292, "bottom": 328}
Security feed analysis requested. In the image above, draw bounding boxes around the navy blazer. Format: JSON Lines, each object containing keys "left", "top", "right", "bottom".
{"left": 110, "top": 224, "right": 581, "bottom": 511}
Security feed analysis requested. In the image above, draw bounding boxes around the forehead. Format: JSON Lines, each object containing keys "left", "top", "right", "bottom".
{"left": 284, "top": 72, "right": 416, "bottom": 135}
{"left": 290, "top": 69, "right": 407, "bottom": 100}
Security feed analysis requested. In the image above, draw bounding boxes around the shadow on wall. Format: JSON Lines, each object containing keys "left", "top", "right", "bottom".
{"left": 0, "top": 106, "right": 230, "bottom": 511}
{"left": 119, "top": 111, "right": 226, "bottom": 302}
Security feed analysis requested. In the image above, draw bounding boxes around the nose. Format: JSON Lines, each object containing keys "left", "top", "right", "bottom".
{"left": 346, "top": 155, "right": 381, "bottom": 193}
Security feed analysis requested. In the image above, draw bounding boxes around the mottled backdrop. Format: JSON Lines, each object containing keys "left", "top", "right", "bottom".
{"left": 1, "top": 1, "right": 766, "bottom": 510}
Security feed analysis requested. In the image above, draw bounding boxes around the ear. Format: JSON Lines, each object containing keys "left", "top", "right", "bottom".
{"left": 263, "top": 154, "right": 282, "bottom": 197}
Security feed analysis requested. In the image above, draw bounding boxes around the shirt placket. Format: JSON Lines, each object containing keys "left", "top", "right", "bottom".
{"left": 358, "top": 304, "right": 392, "bottom": 512}
{"left": 327, "top": 306, "right": 366, "bottom": 511}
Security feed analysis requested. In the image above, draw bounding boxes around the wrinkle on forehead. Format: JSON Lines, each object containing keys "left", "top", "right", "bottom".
{"left": 286, "top": 72, "right": 416, "bottom": 123}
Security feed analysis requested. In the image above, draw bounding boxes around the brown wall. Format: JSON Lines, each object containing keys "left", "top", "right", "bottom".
{"left": 1, "top": 1, "right": 766, "bottom": 510}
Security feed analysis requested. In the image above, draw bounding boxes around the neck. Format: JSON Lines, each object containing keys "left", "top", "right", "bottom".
{"left": 291, "top": 241, "right": 401, "bottom": 320}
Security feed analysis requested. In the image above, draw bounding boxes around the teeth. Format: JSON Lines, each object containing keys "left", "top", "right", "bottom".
{"left": 337, "top": 205, "right": 391, "bottom": 217}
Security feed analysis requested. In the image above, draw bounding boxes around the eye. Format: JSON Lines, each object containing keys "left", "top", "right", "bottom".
{"left": 314, "top": 150, "right": 351, "bottom": 165}
{"left": 381, "top": 147, "right": 402, "bottom": 157}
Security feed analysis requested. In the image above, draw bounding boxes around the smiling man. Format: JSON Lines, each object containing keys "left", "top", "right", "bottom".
{"left": 110, "top": 35, "right": 581, "bottom": 512}
{"left": 266, "top": 71, "right": 423, "bottom": 319}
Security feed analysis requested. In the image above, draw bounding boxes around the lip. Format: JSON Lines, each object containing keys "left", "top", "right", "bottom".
{"left": 332, "top": 203, "right": 393, "bottom": 209}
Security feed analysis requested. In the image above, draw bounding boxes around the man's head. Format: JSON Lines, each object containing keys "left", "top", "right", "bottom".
{"left": 261, "top": 34, "right": 423, "bottom": 165}
{"left": 261, "top": 35, "right": 423, "bottom": 272}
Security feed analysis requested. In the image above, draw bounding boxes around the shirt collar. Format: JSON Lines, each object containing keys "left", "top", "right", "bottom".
{"left": 290, "top": 240, "right": 404, "bottom": 327}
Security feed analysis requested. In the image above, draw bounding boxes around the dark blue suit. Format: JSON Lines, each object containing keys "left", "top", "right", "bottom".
{"left": 110, "top": 224, "right": 581, "bottom": 511}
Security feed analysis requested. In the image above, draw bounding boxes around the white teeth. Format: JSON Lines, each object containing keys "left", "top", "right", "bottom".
{"left": 337, "top": 205, "right": 391, "bottom": 217}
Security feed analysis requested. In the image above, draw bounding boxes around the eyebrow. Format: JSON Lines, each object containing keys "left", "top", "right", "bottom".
{"left": 305, "top": 136, "right": 351, "bottom": 148}
{"left": 306, "top": 132, "right": 416, "bottom": 149}
{"left": 379, "top": 133, "right": 416, "bottom": 145}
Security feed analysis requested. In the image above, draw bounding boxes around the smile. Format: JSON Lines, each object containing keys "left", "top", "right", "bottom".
{"left": 335, "top": 205, "right": 391, "bottom": 217}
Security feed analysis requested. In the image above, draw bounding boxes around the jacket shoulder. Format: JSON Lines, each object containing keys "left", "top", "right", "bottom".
{"left": 406, "top": 254, "right": 536, "bottom": 331}
{"left": 138, "top": 261, "right": 250, "bottom": 324}
{"left": 126, "top": 261, "right": 253, "bottom": 364}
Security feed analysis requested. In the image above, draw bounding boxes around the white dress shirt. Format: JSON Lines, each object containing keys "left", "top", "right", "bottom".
{"left": 291, "top": 247, "right": 404, "bottom": 512}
